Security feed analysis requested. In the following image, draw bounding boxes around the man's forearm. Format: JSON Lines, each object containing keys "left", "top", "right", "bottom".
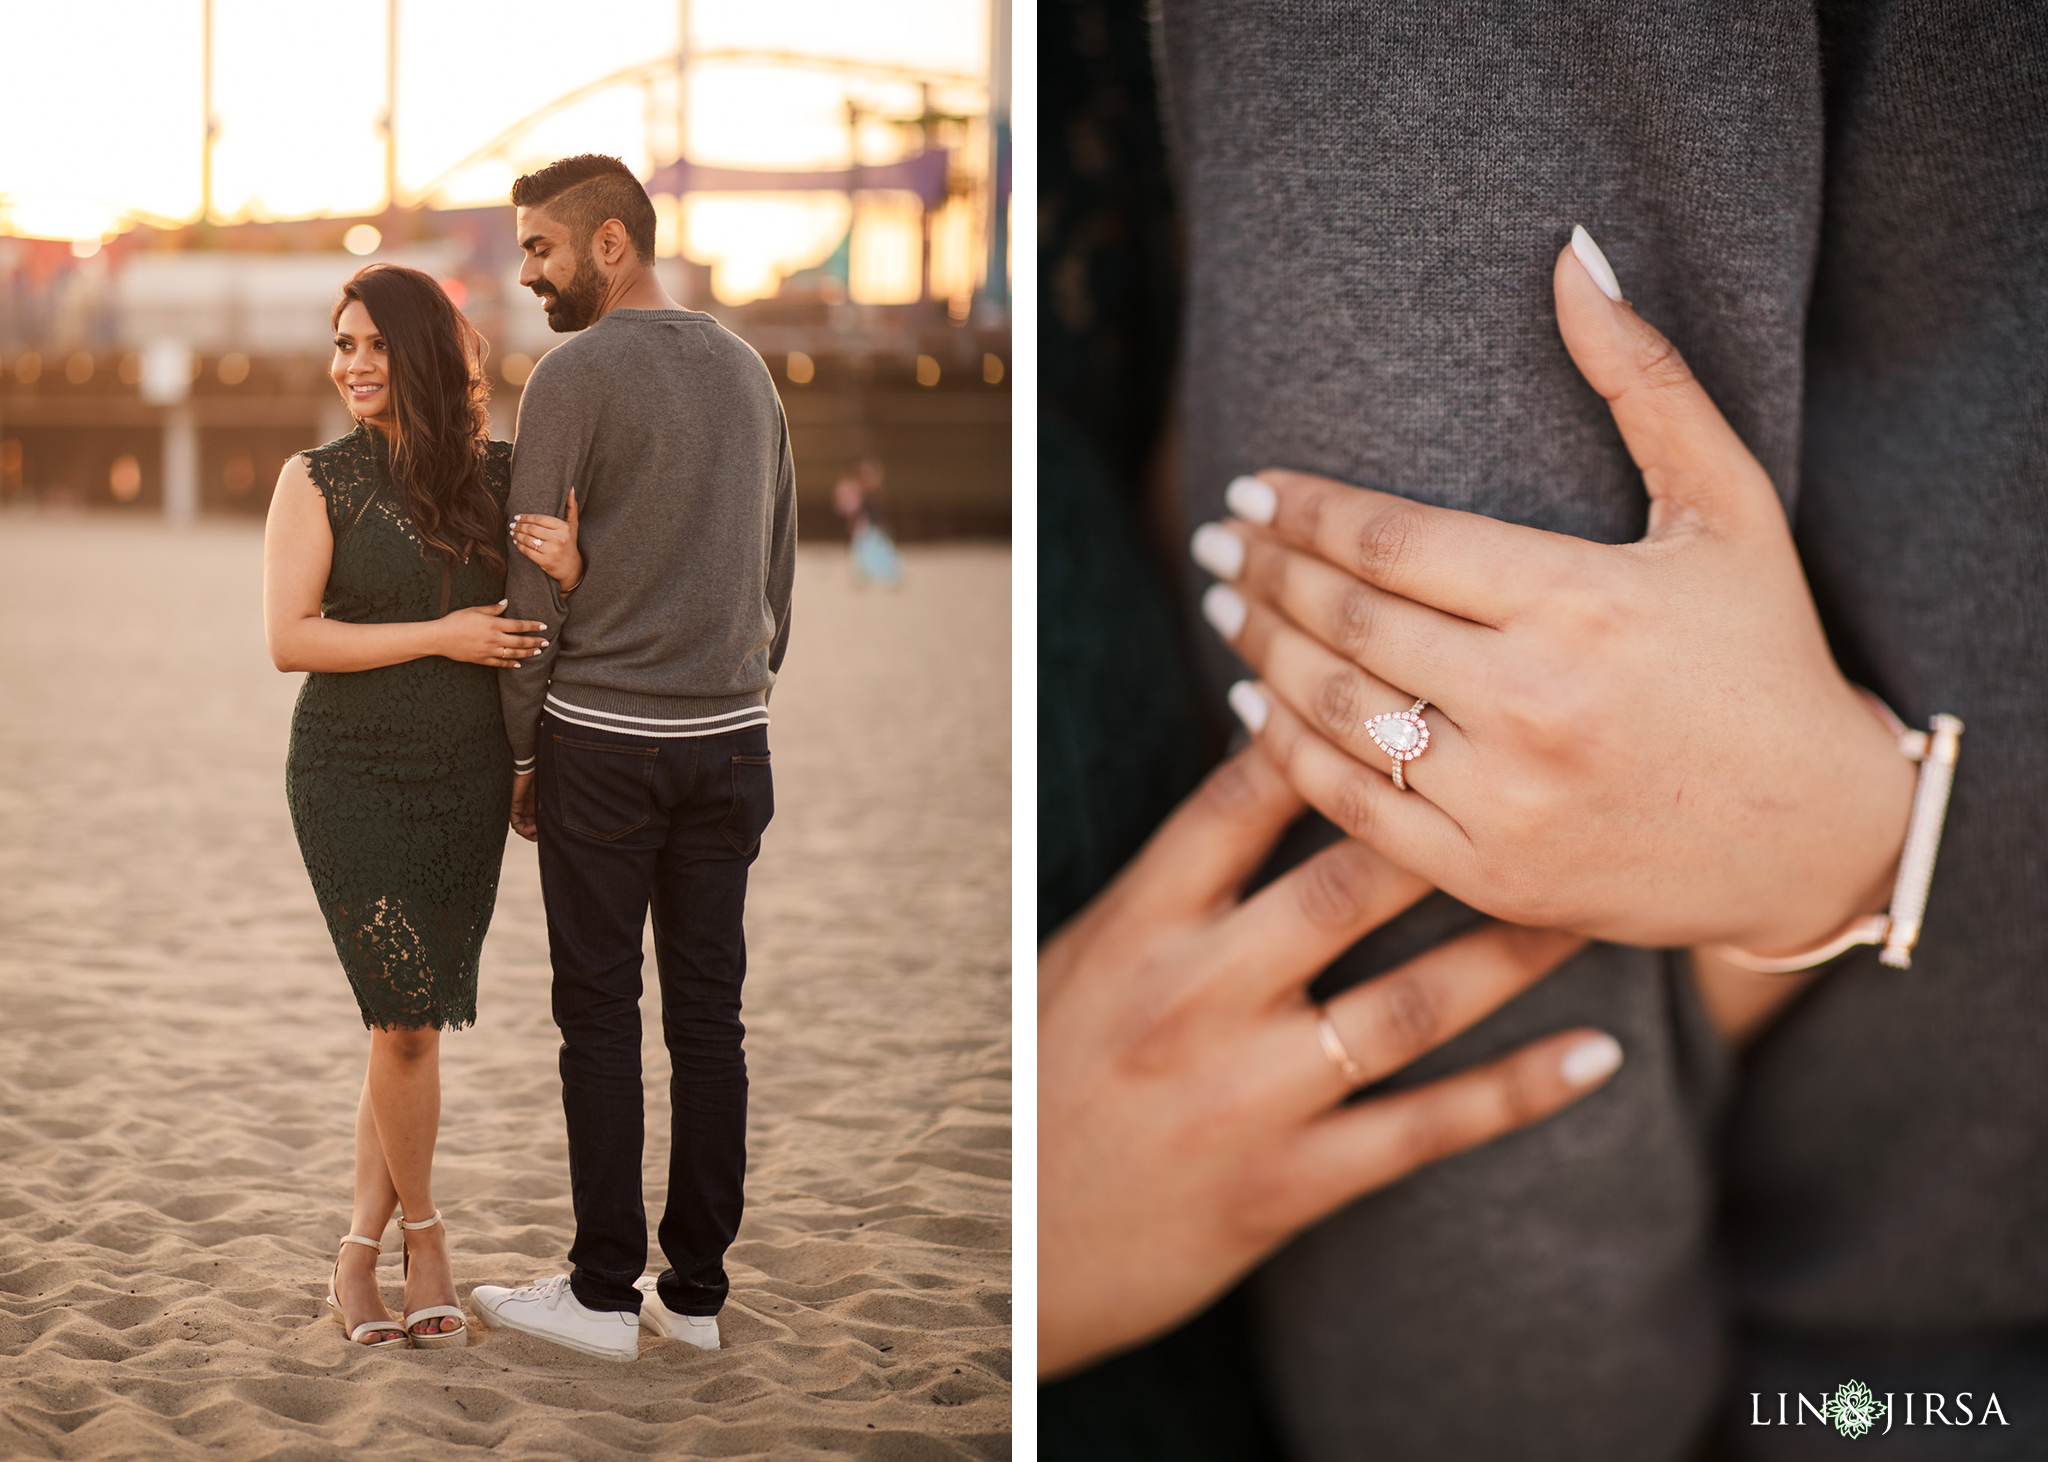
{"left": 498, "top": 550, "right": 561, "bottom": 769}
{"left": 502, "top": 370, "right": 587, "bottom": 766}
{"left": 765, "top": 425, "right": 798, "bottom": 675}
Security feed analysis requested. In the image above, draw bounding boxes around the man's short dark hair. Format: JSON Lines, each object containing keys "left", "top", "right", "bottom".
{"left": 512, "top": 154, "right": 658, "bottom": 265}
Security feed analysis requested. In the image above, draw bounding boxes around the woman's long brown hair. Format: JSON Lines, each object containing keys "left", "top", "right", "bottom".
{"left": 333, "top": 264, "right": 504, "bottom": 575}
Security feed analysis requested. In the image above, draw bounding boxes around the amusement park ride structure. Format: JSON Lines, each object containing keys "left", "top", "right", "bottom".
{"left": 196, "top": 0, "right": 1010, "bottom": 319}
{"left": 0, "top": 0, "right": 1011, "bottom": 537}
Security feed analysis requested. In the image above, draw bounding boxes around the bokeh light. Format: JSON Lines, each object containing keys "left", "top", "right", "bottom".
{"left": 848, "top": 194, "right": 923, "bottom": 305}
{"left": 109, "top": 455, "right": 142, "bottom": 501}
{"left": 0, "top": 197, "right": 126, "bottom": 243}
{"left": 681, "top": 194, "right": 849, "bottom": 305}
{"left": 222, "top": 448, "right": 257, "bottom": 495}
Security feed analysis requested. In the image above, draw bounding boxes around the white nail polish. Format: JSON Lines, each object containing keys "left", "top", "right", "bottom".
{"left": 1190, "top": 522, "right": 1245, "bottom": 581}
{"left": 1227, "top": 680, "right": 1269, "bottom": 734}
{"left": 1570, "top": 224, "right": 1623, "bottom": 303}
{"left": 1201, "top": 583, "right": 1247, "bottom": 641}
{"left": 1225, "top": 475, "right": 1277, "bottom": 525}
{"left": 1560, "top": 1033, "right": 1623, "bottom": 1087}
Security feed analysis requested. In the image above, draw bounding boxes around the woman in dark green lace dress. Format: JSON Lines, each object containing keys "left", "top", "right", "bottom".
{"left": 262, "top": 265, "right": 579, "bottom": 1350}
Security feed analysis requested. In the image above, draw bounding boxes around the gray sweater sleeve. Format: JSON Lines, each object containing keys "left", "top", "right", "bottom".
{"left": 765, "top": 401, "right": 797, "bottom": 685}
{"left": 499, "top": 356, "right": 593, "bottom": 770}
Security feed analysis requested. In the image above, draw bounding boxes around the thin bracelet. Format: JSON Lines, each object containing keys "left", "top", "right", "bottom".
{"left": 1709, "top": 696, "right": 1962, "bottom": 974}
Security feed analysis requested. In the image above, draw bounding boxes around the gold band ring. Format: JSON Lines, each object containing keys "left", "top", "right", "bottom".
{"left": 1316, "top": 1011, "right": 1364, "bottom": 1087}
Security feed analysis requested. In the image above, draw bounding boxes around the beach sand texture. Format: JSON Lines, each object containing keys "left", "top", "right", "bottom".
{"left": 0, "top": 520, "right": 1010, "bottom": 1461}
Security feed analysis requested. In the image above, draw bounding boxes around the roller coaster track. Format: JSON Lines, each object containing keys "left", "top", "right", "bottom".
{"left": 410, "top": 49, "right": 985, "bottom": 208}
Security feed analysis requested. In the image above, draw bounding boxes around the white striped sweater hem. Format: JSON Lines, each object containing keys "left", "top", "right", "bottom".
{"left": 512, "top": 694, "right": 769, "bottom": 772}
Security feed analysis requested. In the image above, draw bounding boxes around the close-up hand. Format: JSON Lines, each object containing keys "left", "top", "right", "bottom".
{"left": 1190, "top": 231, "right": 1917, "bottom": 958}
{"left": 437, "top": 600, "right": 548, "bottom": 668}
{"left": 1039, "top": 744, "right": 1617, "bottom": 1379}
{"left": 512, "top": 488, "right": 582, "bottom": 592}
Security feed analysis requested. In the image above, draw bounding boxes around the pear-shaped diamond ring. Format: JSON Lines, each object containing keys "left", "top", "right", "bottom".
{"left": 1364, "top": 699, "right": 1431, "bottom": 791}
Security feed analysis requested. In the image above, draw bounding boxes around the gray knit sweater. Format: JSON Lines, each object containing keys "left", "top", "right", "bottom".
{"left": 1158, "top": 3, "right": 2048, "bottom": 1460}
{"left": 499, "top": 307, "right": 797, "bottom": 769}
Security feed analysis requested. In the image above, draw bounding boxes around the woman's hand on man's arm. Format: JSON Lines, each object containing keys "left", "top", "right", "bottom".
{"left": 262, "top": 454, "right": 548, "bottom": 673}
{"left": 1193, "top": 232, "right": 1916, "bottom": 969}
{"left": 1039, "top": 744, "right": 1617, "bottom": 1379}
{"left": 512, "top": 487, "right": 582, "bottom": 594}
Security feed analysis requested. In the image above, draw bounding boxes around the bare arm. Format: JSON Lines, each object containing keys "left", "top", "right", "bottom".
{"left": 262, "top": 453, "right": 546, "bottom": 674}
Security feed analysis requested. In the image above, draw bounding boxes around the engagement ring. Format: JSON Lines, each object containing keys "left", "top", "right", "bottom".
{"left": 1365, "top": 699, "right": 1431, "bottom": 791}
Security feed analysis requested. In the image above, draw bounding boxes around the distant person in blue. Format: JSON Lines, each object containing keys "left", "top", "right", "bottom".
{"left": 834, "top": 456, "right": 902, "bottom": 588}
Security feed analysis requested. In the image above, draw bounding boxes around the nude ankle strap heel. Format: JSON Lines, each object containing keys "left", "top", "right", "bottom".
{"left": 327, "top": 1234, "right": 407, "bottom": 1348}
{"left": 398, "top": 1210, "right": 469, "bottom": 1349}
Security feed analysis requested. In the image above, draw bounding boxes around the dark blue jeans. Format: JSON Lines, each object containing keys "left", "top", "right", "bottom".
{"left": 536, "top": 714, "right": 773, "bottom": 1316}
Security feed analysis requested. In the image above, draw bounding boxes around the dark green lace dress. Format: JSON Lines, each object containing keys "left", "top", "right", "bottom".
{"left": 286, "top": 426, "right": 514, "bottom": 1030}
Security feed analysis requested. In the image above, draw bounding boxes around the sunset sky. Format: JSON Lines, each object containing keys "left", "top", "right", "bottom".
{"left": 0, "top": 0, "right": 994, "bottom": 301}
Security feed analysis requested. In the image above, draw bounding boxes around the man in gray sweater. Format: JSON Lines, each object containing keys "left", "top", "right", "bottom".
{"left": 471, "top": 154, "right": 796, "bottom": 1362}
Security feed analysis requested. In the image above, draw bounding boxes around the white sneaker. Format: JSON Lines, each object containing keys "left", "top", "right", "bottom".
{"left": 470, "top": 1275, "right": 638, "bottom": 1362}
{"left": 633, "top": 1275, "right": 721, "bottom": 1350}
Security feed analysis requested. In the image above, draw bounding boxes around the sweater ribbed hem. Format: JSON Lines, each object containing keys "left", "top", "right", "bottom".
{"left": 513, "top": 687, "right": 769, "bottom": 771}
{"left": 508, "top": 689, "right": 771, "bottom": 769}
{"left": 546, "top": 683, "right": 770, "bottom": 723}
{"left": 542, "top": 692, "right": 767, "bottom": 741}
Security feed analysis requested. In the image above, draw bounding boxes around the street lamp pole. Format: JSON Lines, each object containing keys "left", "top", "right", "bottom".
{"left": 979, "top": 0, "right": 1010, "bottom": 319}
{"left": 200, "top": 0, "right": 217, "bottom": 225}
{"left": 382, "top": 0, "right": 400, "bottom": 213}
{"left": 676, "top": 0, "right": 692, "bottom": 166}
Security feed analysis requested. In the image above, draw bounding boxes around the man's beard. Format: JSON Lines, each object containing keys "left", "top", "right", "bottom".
{"left": 536, "top": 248, "right": 606, "bottom": 332}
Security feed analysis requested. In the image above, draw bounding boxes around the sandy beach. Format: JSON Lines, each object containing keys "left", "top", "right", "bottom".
{"left": 0, "top": 519, "right": 1010, "bottom": 1460}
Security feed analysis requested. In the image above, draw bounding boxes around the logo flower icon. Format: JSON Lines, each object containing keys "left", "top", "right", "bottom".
{"left": 1824, "top": 1380, "right": 1888, "bottom": 1439}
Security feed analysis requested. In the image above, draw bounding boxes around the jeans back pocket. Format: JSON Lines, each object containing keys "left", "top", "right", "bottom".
{"left": 720, "top": 754, "right": 775, "bottom": 856}
{"left": 552, "top": 735, "right": 659, "bottom": 841}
